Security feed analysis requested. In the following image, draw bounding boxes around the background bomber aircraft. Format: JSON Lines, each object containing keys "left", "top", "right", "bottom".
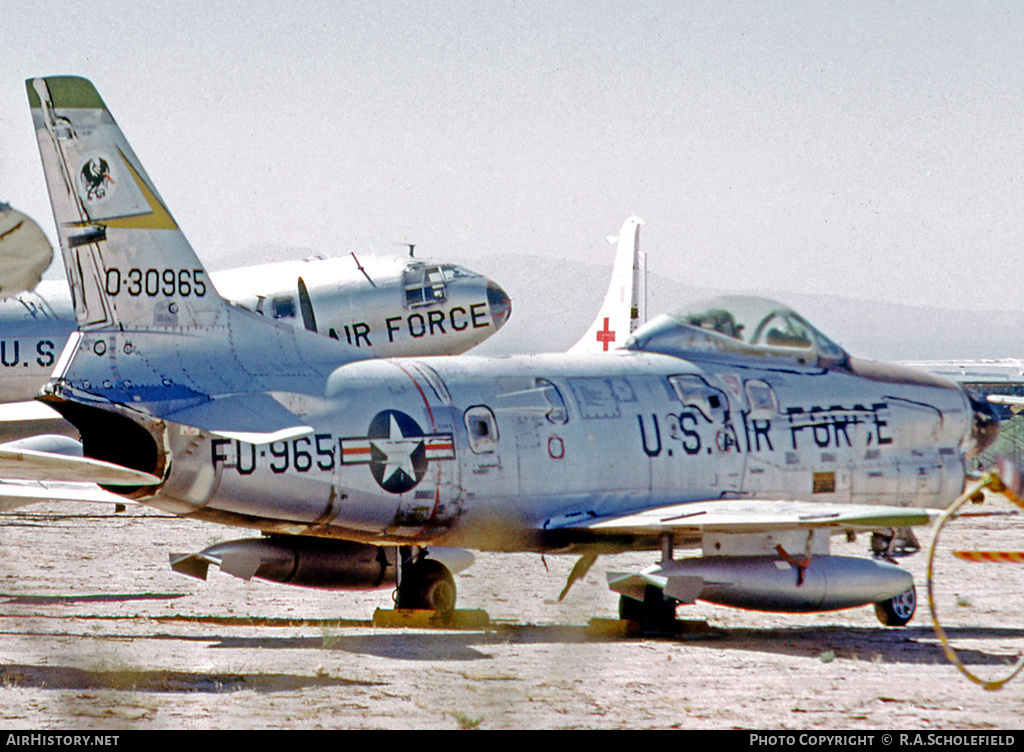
{"left": 0, "top": 218, "right": 512, "bottom": 410}
{"left": 5, "top": 76, "right": 1001, "bottom": 631}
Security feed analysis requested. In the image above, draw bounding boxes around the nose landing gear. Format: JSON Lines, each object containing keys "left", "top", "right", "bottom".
{"left": 874, "top": 585, "right": 916, "bottom": 626}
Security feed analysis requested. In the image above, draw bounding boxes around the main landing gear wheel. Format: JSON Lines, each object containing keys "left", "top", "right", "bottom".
{"left": 396, "top": 558, "right": 457, "bottom": 612}
{"left": 874, "top": 585, "right": 916, "bottom": 627}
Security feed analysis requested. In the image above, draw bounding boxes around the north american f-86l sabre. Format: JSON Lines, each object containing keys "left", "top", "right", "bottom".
{"left": 9, "top": 76, "right": 999, "bottom": 630}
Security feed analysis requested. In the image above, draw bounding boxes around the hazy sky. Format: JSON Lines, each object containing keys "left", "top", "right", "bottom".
{"left": 3, "top": 1, "right": 1023, "bottom": 312}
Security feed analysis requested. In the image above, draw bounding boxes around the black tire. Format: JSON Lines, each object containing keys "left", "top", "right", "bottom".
{"left": 874, "top": 585, "right": 916, "bottom": 627}
{"left": 419, "top": 560, "right": 457, "bottom": 612}
{"left": 397, "top": 559, "right": 457, "bottom": 612}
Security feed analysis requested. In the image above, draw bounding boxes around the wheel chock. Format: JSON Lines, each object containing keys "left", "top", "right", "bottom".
{"left": 586, "top": 618, "right": 641, "bottom": 638}
{"left": 372, "top": 608, "right": 490, "bottom": 629}
{"left": 588, "top": 617, "right": 723, "bottom": 639}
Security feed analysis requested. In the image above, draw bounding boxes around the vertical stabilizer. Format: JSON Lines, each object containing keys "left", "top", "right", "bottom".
{"left": 633, "top": 249, "right": 647, "bottom": 336}
{"left": 27, "top": 76, "right": 228, "bottom": 331}
{"left": 25, "top": 77, "right": 366, "bottom": 443}
{"left": 569, "top": 216, "right": 644, "bottom": 353}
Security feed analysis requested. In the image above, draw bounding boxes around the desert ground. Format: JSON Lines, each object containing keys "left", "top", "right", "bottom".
{"left": 0, "top": 497, "right": 1021, "bottom": 731}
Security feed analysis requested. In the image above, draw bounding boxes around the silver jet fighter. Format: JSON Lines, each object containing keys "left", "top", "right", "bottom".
{"left": 13, "top": 76, "right": 998, "bottom": 629}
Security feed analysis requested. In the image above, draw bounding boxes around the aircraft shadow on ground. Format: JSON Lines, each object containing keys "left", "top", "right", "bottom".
{"left": 0, "top": 592, "right": 186, "bottom": 606}
{"left": 0, "top": 663, "right": 383, "bottom": 694}
{"left": 695, "top": 625, "right": 1024, "bottom": 670}
{"left": 191, "top": 622, "right": 1024, "bottom": 668}
{"left": 2, "top": 600, "right": 1020, "bottom": 669}
{"left": 0, "top": 624, "right": 1019, "bottom": 692}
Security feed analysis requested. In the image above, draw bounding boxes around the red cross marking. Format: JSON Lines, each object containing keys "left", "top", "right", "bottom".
{"left": 596, "top": 317, "right": 616, "bottom": 351}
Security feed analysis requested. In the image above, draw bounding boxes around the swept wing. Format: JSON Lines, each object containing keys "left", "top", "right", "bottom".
{"left": 551, "top": 498, "right": 934, "bottom": 541}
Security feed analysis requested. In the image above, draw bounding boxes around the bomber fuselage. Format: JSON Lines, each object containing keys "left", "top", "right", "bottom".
{"left": 0, "top": 256, "right": 511, "bottom": 405}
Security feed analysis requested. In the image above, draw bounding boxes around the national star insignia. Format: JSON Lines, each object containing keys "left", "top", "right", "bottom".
{"left": 370, "top": 414, "right": 422, "bottom": 485}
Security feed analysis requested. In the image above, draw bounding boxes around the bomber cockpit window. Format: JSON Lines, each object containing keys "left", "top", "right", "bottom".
{"left": 404, "top": 263, "right": 447, "bottom": 307}
{"left": 272, "top": 295, "right": 296, "bottom": 319}
{"left": 439, "top": 264, "right": 480, "bottom": 280}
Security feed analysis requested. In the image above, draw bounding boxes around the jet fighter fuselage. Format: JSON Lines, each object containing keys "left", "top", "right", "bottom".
{"left": 109, "top": 297, "right": 976, "bottom": 554}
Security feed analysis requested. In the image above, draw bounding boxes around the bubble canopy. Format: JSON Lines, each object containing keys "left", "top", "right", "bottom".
{"left": 625, "top": 295, "right": 848, "bottom": 367}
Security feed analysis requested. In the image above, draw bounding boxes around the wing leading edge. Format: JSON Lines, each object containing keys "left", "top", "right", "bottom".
{"left": 549, "top": 498, "right": 935, "bottom": 541}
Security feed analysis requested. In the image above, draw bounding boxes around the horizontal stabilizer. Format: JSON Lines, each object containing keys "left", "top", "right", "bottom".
{"left": 169, "top": 553, "right": 212, "bottom": 581}
{"left": 606, "top": 571, "right": 648, "bottom": 602}
{"left": 0, "top": 439, "right": 161, "bottom": 486}
{"left": 0, "top": 479, "right": 134, "bottom": 512}
{"left": 165, "top": 392, "right": 313, "bottom": 444}
{"left": 0, "top": 401, "right": 64, "bottom": 423}
{"left": 170, "top": 549, "right": 262, "bottom": 581}
{"left": 662, "top": 574, "right": 706, "bottom": 604}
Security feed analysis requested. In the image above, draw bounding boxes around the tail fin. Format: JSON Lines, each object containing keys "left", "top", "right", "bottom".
{"left": 634, "top": 245, "right": 647, "bottom": 336}
{"left": 569, "top": 216, "right": 644, "bottom": 353}
{"left": 27, "top": 76, "right": 228, "bottom": 330}
{"left": 26, "top": 77, "right": 365, "bottom": 444}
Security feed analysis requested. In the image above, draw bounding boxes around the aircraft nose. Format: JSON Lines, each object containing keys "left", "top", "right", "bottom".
{"left": 487, "top": 281, "right": 512, "bottom": 329}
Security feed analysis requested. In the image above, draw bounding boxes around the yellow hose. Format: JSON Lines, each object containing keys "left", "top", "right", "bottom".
{"left": 926, "top": 470, "right": 1024, "bottom": 691}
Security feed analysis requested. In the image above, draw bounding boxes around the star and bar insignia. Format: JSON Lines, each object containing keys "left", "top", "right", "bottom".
{"left": 340, "top": 410, "right": 455, "bottom": 493}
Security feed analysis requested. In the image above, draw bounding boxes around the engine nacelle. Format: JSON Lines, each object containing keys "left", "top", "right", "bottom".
{"left": 171, "top": 536, "right": 397, "bottom": 590}
{"left": 616, "top": 554, "right": 913, "bottom": 613}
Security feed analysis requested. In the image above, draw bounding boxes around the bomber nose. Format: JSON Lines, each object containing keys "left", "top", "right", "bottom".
{"left": 487, "top": 281, "right": 511, "bottom": 330}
